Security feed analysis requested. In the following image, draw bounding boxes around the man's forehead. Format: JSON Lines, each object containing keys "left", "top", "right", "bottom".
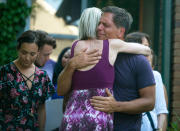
{"left": 101, "top": 12, "right": 113, "bottom": 18}
{"left": 100, "top": 13, "right": 114, "bottom": 23}
{"left": 41, "top": 44, "right": 53, "bottom": 50}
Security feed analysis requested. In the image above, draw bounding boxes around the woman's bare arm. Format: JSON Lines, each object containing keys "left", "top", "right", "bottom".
{"left": 109, "top": 39, "right": 151, "bottom": 56}
{"left": 38, "top": 104, "right": 46, "bottom": 131}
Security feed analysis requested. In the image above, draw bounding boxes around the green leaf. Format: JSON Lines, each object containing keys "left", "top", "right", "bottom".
{"left": 0, "top": 0, "right": 32, "bottom": 65}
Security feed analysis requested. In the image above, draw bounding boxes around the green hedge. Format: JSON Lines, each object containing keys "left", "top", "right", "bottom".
{"left": 0, "top": 0, "right": 31, "bottom": 66}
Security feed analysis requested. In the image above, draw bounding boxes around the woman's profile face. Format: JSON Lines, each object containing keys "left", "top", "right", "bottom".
{"left": 142, "top": 37, "right": 149, "bottom": 46}
{"left": 18, "top": 42, "right": 39, "bottom": 68}
{"left": 142, "top": 37, "right": 153, "bottom": 67}
{"left": 62, "top": 49, "right": 71, "bottom": 67}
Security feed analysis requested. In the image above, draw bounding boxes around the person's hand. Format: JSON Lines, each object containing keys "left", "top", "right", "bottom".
{"left": 90, "top": 88, "right": 117, "bottom": 113}
{"left": 70, "top": 48, "right": 102, "bottom": 69}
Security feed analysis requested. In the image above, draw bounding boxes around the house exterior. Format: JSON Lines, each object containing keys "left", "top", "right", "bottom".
{"left": 173, "top": 0, "right": 180, "bottom": 125}
{"left": 30, "top": 0, "right": 78, "bottom": 61}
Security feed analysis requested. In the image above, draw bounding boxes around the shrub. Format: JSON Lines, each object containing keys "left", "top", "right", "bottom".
{"left": 0, "top": 0, "right": 31, "bottom": 65}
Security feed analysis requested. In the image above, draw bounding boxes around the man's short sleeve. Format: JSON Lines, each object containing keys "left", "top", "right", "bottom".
{"left": 135, "top": 55, "right": 155, "bottom": 89}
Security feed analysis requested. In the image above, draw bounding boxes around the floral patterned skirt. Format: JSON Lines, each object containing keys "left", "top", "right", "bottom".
{"left": 59, "top": 88, "right": 113, "bottom": 131}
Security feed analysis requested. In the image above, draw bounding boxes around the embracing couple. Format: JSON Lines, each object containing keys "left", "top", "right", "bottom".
{"left": 57, "top": 6, "right": 155, "bottom": 131}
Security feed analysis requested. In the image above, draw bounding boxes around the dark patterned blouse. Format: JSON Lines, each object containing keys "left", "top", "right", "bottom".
{"left": 0, "top": 62, "right": 55, "bottom": 130}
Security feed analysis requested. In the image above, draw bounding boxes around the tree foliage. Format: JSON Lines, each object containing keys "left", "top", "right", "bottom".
{"left": 0, "top": 0, "right": 31, "bottom": 65}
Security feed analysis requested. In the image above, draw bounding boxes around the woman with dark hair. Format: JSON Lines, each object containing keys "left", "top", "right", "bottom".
{"left": 0, "top": 30, "right": 55, "bottom": 130}
{"left": 52, "top": 47, "right": 71, "bottom": 86}
{"left": 52, "top": 47, "right": 71, "bottom": 101}
{"left": 52, "top": 46, "right": 71, "bottom": 110}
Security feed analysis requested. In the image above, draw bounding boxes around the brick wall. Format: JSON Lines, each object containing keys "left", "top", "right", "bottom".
{"left": 172, "top": 0, "right": 180, "bottom": 125}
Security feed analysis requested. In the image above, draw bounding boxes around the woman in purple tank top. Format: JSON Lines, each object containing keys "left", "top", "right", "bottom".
{"left": 59, "top": 7, "right": 150, "bottom": 131}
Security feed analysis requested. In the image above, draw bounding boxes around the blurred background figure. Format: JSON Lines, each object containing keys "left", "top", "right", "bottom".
{"left": 125, "top": 32, "right": 168, "bottom": 131}
{"left": 35, "top": 30, "right": 57, "bottom": 81}
{"left": 52, "top": 47, "right": 71, "bottom": 89}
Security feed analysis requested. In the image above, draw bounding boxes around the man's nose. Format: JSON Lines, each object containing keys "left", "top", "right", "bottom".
{"left": 97, "top": 23, "right": 103, "bottom": 30}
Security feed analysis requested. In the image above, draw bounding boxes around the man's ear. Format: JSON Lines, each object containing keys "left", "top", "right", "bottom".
{"left": 117, "top": 27, "right": 125, "bottom": 39}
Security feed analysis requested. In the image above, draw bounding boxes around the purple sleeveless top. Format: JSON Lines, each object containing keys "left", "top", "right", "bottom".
{"left": 71, "top": 40, "right": 114, "bottom": 90}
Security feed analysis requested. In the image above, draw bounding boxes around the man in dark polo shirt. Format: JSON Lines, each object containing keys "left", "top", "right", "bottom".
{"left": 111, "top": 53, "right": 155, "bottom": 130}
{"left": 58, "top": 6, "right": 155, "bottom": 130}
{"left": 89, "top": 6, "right": 155, "bottom": 130}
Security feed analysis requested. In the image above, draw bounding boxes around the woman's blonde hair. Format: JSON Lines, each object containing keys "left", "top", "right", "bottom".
{"left": 79, "top": 7, "right": 102, "bottom": 40}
